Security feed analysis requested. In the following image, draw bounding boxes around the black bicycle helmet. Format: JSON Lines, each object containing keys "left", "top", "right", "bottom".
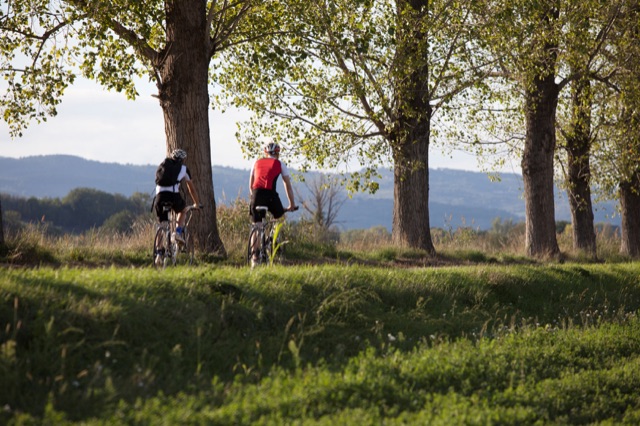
{"left": 263, "top": 142, "right": 280, "bottom": 155}
{"left": 171, "top": 149, "right": 187, "bottom": 161}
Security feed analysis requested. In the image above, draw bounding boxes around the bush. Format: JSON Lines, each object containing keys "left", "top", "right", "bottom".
{"left": 101, "top": 210, "right": 137, "bottom": 234}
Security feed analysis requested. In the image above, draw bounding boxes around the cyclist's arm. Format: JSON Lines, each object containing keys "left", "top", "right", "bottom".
{"left": 282, "top": 175, "right": 296, "bottom": 210}
{"left": 249, "top": 168, "right": 255, "bottom": 195}
{"left": 185, "top": 180, "right": 200, "bottom": 206}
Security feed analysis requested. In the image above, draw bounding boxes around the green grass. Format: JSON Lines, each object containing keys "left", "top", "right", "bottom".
{"left": 135, "top": 322, "right": 640, "bottom": 425}
{"left": 1, "top": 263, "right": 640, "bottom": 424}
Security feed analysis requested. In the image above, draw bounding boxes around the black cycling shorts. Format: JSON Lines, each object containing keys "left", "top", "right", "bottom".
{"left": 155, "top": 192, "right": 186, "bottom": 222}
{"left": 250, "top": 189, "right": 285, "bottom": 222}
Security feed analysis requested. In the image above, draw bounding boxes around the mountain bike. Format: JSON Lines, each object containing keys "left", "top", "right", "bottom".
{"left": 153, "top": 203, "right": 201, "bottom": 268}
{"left": 247, "top": 206, "right": 298, "bottom": 267}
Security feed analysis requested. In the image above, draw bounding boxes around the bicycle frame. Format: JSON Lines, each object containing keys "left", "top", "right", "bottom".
{"left": 154, "top": 203, "right": 199, "bottom": 268}
{"left": 247, "top": 205, "right": 297, "bottom": 267}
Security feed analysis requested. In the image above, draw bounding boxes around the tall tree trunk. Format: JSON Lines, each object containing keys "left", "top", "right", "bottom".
{"left": 619, "top": 171, "right": 640, "bottom": 258}
{"left": 522, "top": 71, "right": 560, "bottom": 258}
{"left": 619, "top": 1, "right": 640, "bottom": 257}
{"left": 565, "top": 77, "right": 596, "bottom": 258}
{"left": 158, "top": 0, "right": 225, "bottom": 255}
{"left": 391, "top": 121, "right": 435, "bottom": 255}
{"left": 391, "top": 0, "right": 436, "bottom": 255}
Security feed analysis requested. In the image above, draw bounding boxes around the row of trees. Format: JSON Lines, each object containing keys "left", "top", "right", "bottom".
{"left": 463, "top": 0, "right": 640, "bottom": 259}
{"left": 1, "top": 0, "right": 638, "bottom": 258}
{"left": 1, "top": 189, "right": 150, "bottom": 233}
{"left": 218, "top": 0, "right": 640, "bottom": 259}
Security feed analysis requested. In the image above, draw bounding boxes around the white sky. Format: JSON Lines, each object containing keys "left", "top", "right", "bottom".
{"left": 0, "top": 77, "right": 507, "bottom": 173}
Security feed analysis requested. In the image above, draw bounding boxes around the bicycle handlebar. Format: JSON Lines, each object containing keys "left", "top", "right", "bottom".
{"left": 254, "top": 205, "right": 298, "bottom": 215}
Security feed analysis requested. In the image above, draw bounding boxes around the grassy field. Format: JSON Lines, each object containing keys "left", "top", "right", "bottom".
{"left": 1, "top": 261, "right": 640, "bottom": 424}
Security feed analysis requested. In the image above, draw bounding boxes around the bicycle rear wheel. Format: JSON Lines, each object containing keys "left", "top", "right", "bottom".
{"left": 153, "top": 227, "right": 166, "bottom": 269}
{"left": 247, "top": 226, "right": 261, "bottom": 266}
{"left": 262, "top": 223, "right": 279, "bottom": 264}
{"left": 168, "top": 236, "right": 178, "bottom": 267}
{"left": 264, "top": 234, "right": 273, "bottom": 263}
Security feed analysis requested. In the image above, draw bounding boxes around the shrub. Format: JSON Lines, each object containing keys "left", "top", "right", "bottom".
{"left": 101, "top": 210, "right": 137, "bottom": 234}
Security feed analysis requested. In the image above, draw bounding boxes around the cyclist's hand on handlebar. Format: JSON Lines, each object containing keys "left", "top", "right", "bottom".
{"left": 287, "top": 205, "right": 299, "bottom": 212}
{"left": 192, "top": 203, "right": 203, "bottom": 209}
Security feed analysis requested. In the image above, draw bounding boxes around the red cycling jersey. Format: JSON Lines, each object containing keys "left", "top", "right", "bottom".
{"left": 251, "top": 157, "right": 285, "bottom": 191}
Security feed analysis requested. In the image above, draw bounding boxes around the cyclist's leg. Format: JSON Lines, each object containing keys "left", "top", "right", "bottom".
{"left": 154, "top": 195, "right": 172, "bottom": 267}
{"left": 250, "top": 191, "right": 269, "bottom": 263}
{"left": 155, "top": 194, "right": 173, "bottom": 222}
{"left": 268, "top": 194, "right": 287, "bottom": 261}
{"left": 269, "top": 193, "right": 286, "bottom": 220}
{"left": 168, "top": 219, "right": 178, "bottom": 266}
{"left": 173, "top": 194, "right": 188, "bottom": 228}
{"left": 165, "top": 194, "right": 186, "bottom": 245}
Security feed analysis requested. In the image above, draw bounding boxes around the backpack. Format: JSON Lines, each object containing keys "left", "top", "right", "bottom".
{"left": 155, "top": 158, "right": 182, "bottom": 186}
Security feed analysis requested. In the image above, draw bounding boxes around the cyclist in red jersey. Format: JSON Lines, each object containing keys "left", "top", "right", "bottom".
{"left": 249, "top": 140, "right": 297, "bottom": 265}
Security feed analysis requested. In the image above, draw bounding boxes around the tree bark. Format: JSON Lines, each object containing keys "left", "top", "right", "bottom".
{"left": 158, "top": 0, "right": 225, "bottom": 255}
{"left": 619, "top": 171, "right": 640, "bottom": 258}
{"left": 565, "top": 77, "right": 597, "bottom": 258}
{"left": 522, "top": 71, "right": 561, "bottom": 258}
{"left": 390, "top": 0, "right": 436, "bottom": 255}
{"left": 391, "top": 126, "right": 435, "bottom": 255}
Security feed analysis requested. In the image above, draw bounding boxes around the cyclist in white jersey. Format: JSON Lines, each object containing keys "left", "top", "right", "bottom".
{"left": 154, "top": 149, "right": 200, "bottom": 242}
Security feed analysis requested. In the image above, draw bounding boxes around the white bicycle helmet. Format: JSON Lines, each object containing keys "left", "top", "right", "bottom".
{"left": 171, "top": 149, "right": 187, "bottom": 160}
{"left": 263, "top": 142, "right": 280, "bottom": 155}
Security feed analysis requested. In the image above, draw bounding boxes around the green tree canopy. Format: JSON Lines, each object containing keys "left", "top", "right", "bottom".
{"left": 217, "top": 0, "right": 489, "bottom": 252}
{"left": 1, "top": 0, "right": 266, "bottom": 253}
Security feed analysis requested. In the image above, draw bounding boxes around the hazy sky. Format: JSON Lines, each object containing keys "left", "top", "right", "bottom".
{"left": 1, "top": 77, "right": 499, "bottom": 173}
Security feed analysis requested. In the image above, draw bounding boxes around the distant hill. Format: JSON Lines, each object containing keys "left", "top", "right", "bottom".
{"left": 0, "top": 155, "right": 620, "bottom": 230}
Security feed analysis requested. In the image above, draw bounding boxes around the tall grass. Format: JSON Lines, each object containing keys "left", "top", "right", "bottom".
{"left": 216, "top": 197, "right": 252, "bottom": 263}
{"left": 0, "top": 199, "right": 630, "bottom": 267}
{"left": 1, "top": 217, "right": 154, "bottom": 266}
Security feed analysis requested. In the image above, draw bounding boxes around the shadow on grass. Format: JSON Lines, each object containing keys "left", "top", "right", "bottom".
{"left": 1, "top": 264, "right": 640, "bottom": 422}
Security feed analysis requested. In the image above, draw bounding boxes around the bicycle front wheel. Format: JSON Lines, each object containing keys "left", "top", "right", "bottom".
{"left": 270, "top": 227, "right": 287, "bottom": 262}
{"left": 266, "top": 222, "right": 288, "bottom": 264}
{"left": 179, "top": 228, "right": 195, "bottom": 265}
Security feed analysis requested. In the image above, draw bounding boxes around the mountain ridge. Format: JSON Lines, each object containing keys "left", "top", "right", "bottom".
{"left": 0, "top": 155, "right": 619, "bottom": 230}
